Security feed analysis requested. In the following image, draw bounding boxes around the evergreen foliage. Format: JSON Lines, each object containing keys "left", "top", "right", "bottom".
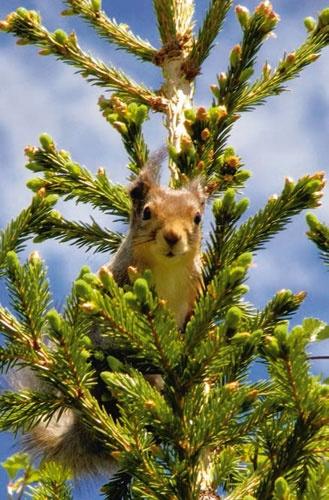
{"left": 307, "top": 212, "right": 329, "bottom": 267}
{"left": 0, "top": 1, "right": 329, "bottom": 498}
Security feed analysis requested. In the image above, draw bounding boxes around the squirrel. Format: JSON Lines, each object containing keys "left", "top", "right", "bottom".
{"left": 17, "top": 154, "right": 207, "bottom": 476}
{"left": 107, "top": 156, "right": 206, "bottom": 328}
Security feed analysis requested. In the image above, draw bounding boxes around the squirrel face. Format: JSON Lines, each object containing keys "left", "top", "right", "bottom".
{"left": 134, "top": 187, "right": 203, "bottom": 261}
{"left": 129, "top": 168, "right": 206, "bottom": 266}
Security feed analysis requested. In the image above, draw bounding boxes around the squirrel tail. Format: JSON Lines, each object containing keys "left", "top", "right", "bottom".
{"left": 8, "top": 369, "right": 116, "bottom": 476}
{"left": 23, "top": 411, "right": 115, "bottom": 476}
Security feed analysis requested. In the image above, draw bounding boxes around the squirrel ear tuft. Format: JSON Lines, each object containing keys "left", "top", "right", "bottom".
{"left": 129, "top": 176, "right": 150, "bottom": 202}
{"left": 129, "top": 148, "right": 166, "bottom": 208}
{"left": 187, "top": 177, "right": 208, "bottom": 207}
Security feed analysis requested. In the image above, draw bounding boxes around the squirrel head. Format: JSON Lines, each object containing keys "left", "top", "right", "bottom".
{"left": 128, "top": 161, "right": 207, "bottom": 264}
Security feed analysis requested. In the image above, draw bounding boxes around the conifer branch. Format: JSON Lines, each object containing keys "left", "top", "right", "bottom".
{"left": 76, "top": 275, "right": 183, "bottom": 374}
{"left": 0, "top": 306, "right": 32, "bottom": 347}
{"left": 0, "top": 9, "right": 166, "bottom": 111}
{"left": 99, "top": 96, "right": 150, "bottom": 173}
{"left": 184, "top": 0, "right": 232, "bottom": 79}
{"left": 306, "top": 213, "right": 329, "bottom": 267}
{"left": 250, "top": 289, "right": 306, "bottom": 334}
{"left": 236, "top": 4, "right": 329, "bottom": 114}
{"left": 209, "top": 6, "right": 329, "bottom": 155}
{"left": 0, "top": 344, "right": 35, "bottom": 372}
{"left": 153, "top": 0, "right": 194, "bottom": 45}
{"left": 0, "top": 390, "right": 68, "bottom": 433}
{"left": 34, "top": 214, "right": 124, "bottom": 254}
{"left": 253, "top": 322, "right": 329, "bottom": 497}
{"left": 28, "top": 462, "right": 73, "bottom": 500}
{"left": 101, "top": 471, "right": 132, "bottom": 500}
{"left": 204, "top": 172, "right": 325, "bottom": 283}
{"left": 0, "top": 256, "right": 134, "bottom": 455}
{"left": 204, "top": 1, "right": 280, "bottom": 155}
{"left": 5, "top": 252, "right": 51, "bottom": 344}
{"left": 63, "top": 0, "right": 158, "bottom": 62}
{"left": 101, "top": 370, "right": 177, "bottom": 446}
{"left": 153, "top": 0, "right": 177, "bottom": 45}
{"left": 0, "top": 195, "right": 57, "bottom": 276}
{"left": 25, "top": 136, "right": 131, "bottom": 219}
{"left": 222, "top": 173, "right": 324, "bottom": 264}
{"left": 236, "top": 32, "right": 329, "bottom": 112}
{"left": 185, "top": 253, "right": 251, "bottom": 354}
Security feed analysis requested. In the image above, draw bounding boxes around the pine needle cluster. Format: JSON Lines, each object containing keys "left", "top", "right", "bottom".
{"left": 0, "top": 1, "right": 329, "bottom": 498}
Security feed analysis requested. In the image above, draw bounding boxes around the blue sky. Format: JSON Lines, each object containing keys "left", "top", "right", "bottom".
{"left": 0, "top": 0, "right": 329, "bottom": 497}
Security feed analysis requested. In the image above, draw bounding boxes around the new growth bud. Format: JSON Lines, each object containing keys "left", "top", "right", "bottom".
{"left": 80, "top": 301, "right": 99, "bottom": 314}
{"left": 209, "top": 105, "right": 227, "bottom": 123}
{"left": 255, "top": 1, "right": 280, "bottom": 33}
{"left": 91, "top": 0, "right": 102, "bottom": 12}
{"left": 210, "top": 84, "right": 220, "bottom": 99}
{"left": 235, "top": 198, "right": 250, "bottom": 217}
{"left": 201, "top": 128, "right": 211, "bottom": 141}
{"left": 304, "top": 16, "right": 316, "bottom": 32}
{"left": 74, "top": 280, "right": 94, "bottom": 301}
{"left": 306, "top": 212, "right": 320, "bottom": 231}
{"left": 236, "top": 253, "right": 252, "bottom": 268}
{"left": 226, "top": 306, "right": 242, "bottom": 329}
{"left": 124, "top": 291, "right": 138, "bottom": 308}
{"left": 0, "top": 21, "right": 9, "bottom": 32}
{"left": 225, "top": 381, "right": 240, "bottom": 392}
{"left": 6, "top": 251, "right": 20, "bottom": 273}
{"left": 98, "top": 266, "right": 114, "bottom": 290}
{"left": 39, "top": 133, "right": 55, "bottom": 151}
{"left": 262, "top": 62, "right": 271, "bottom": 79}
{"left": 222, "top": 188, "right": 235, "bottom": 210}
{"left": 229, "top": 266, "right": 246, "bottom": 284}
{"left": 319, "top": 8, "right": 329, "bottom": 28}
{"left": 286, "top": 52, "right": 296, "bottom": 64}
{"left": 28, "top": 251, "right": 41, "bottom": 265}
{"left": 53, "top": 29, "right": 68, "bottom": 44}
{"left": 218, "top": 72, "right": 227, "bottom": 91}
{"left": 24, "top": 145, "right": 38, "bottom": 159}
{"left": 180, "top": 135, "right": 194, "bottom": 153}
{"left": 212, "top": 198, "right": 222, "bottom": 216}
{"left": 26, "top": 178, "right": 46, "bottom": 192}
{"left": 112, "top": 121, "right": 128, "bottom": 135}
{"left": 196, "top": 107, "right": 208, "bottom": 121}
{"left": 273, "top": 324, "right": 288, "bottom": 344}
{"left": 274, "top": 477, "right": 290, "bottom": 497}
{"left": 235, "top": 5, "right": 250, "bottom": 30}
{"left": 264, "top": 335, "right": 280, "bottom": 358}
{"left": 106, "top": 355, "right": 125, "bottom": 372}
{"left": 47, "top": 309, "right": 63, "bottom": 332}
{"left": 230, "top": 44, "right": 242, "bottom": 68}
{"left": 133, "top": 278, "right": 150, "bottom": 304}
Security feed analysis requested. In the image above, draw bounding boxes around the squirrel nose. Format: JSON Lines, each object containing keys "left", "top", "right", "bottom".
{"left": 164, "top": 230, "right": 180, "bottom": 247}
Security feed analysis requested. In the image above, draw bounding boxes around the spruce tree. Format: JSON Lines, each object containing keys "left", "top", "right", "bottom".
{"left": 1, "top": 1, "right": 329, "bottom": 498}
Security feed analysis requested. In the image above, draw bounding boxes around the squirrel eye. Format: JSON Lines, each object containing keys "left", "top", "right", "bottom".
{"left": 142, "top": 206, "right": 152, "bottom": 220}
{"left": 194, "top": 212, "right": 202, "bottom": 225}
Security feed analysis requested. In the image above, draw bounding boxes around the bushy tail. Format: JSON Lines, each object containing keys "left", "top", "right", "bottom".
{"left": 9, "top": 369, "right": 116, "bottom": 476}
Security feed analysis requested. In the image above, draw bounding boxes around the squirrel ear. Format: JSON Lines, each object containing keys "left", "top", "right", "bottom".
{"left": 129, "top": 148, "right": 166, "bottom": 208}
{"left": 129, "top": 174, "right": 152, "bottom": 203}
{"left": 187, "top": 177, "right": 208, "bottom": 207}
